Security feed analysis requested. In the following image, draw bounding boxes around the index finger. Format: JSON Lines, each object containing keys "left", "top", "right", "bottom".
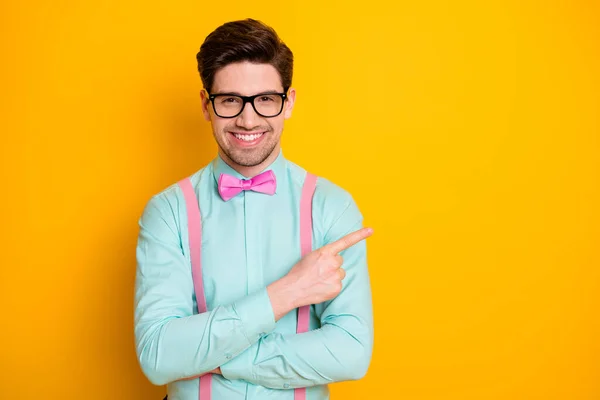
{"left": 322, "top": 227, "right": 373, "bottom": 255}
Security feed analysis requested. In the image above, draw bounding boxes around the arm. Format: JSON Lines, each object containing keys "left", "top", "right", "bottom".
{"left": 134, "top": 195, "right": 277, "bottom": 386}
{"left": 220, "top": 199, "right": 374, "bottom": 389}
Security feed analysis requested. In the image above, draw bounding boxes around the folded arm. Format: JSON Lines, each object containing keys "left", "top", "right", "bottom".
{"left": 220, "top": 199, "right": 374, "bottom": 389}
{"left": 134, "top": 195, "right": 276, "bottom": 386}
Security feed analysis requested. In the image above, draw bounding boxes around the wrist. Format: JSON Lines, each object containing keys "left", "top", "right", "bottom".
{"left": 267, "top": 276, "right": 299, "bottom": 321}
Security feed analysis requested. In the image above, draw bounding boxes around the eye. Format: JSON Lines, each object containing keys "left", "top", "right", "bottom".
{"left": 220, "top": 97, "right": 240, "bottom": 104}
{"left": 258, "top": 95, "right": 276, "bottom": 102}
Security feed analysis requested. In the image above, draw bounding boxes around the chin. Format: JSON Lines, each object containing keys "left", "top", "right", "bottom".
{"left": 229, "top": 148, "right": 273, "bottom": 167}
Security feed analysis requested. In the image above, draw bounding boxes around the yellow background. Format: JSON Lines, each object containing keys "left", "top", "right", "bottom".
{"left": 1, "top": 1, "right": 599, "bottom": 399}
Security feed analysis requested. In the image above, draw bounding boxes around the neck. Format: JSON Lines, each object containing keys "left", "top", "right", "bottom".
{"left": 219, "top": 145, "right": 281, "bottom": 178}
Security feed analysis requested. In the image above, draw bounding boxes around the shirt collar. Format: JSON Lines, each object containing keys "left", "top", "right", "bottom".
{"left": 212, "top": 149, "right": 287, "bottom": 194}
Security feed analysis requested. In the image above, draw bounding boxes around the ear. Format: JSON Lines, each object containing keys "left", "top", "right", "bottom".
{"left": 200, "top": 89, "right": 211, "bottom": 122}
{"left": 283, "top": 87, "right": 296, "bottom": 119}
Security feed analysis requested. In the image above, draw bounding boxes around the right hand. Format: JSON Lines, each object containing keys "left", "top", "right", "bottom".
{"left": 284, "top": 227, "right": 374, "bottom": 308}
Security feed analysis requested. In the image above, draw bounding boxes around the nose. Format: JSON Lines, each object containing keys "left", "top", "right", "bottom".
{"left": 235, "top": 101, "right": 259, "bottom": 129}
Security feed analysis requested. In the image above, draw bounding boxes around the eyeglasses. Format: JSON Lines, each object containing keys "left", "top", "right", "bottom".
{"left": 207, "top": 91, "right": 288, "bottom": 118}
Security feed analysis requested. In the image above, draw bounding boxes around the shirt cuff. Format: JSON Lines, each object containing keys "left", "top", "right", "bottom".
{"left": 221, "top": 288, "right": 275, "bottom": 381}
{"left": 220, "top": 345, "right": 252, "bottom": 381}
{"left": 234, "top": 287, "right": 276, "bottom": 345}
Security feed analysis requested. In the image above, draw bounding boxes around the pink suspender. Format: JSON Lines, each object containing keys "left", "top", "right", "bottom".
{"left": 295, "top": 172, "right": 318, "bottom": 400}
{"left": 177, "top": 172, "right": 318, "bottom": 400}
{"left": 178, "top": 177, "right": 212, "bottom": 400}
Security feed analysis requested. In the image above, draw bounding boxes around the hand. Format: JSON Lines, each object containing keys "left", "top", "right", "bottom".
{"left": 268, "top": 227, "right": 373, "bottom": 320}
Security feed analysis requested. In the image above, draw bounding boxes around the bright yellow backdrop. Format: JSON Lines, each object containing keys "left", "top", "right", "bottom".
{"left": 1, "top": 1, "right": 599, "bottom": 399}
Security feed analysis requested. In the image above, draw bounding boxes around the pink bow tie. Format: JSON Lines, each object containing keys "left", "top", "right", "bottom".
{"left": 218, "top": 170, "right": 277, "bottom": 201}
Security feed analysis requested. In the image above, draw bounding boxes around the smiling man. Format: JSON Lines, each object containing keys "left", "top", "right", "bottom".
{"left": 134, "top": 19, "right": 374, "bottom": 400}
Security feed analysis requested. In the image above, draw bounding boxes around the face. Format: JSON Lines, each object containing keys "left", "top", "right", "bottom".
{"left": 201, "top": 61, "right": 296, "bottom": 170}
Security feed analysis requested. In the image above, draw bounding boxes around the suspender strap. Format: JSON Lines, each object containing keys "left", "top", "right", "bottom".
{"left": 177, "top": 172, "right": 318, "bottom": 400}
{"left": 297, "top": 172, "right": 317, "bottom": 335}
{"left": 177, "top": 178, "right": 211, "bottom": 400}
{"left": 295, "top": 172, "right": 318, "bottom": 400}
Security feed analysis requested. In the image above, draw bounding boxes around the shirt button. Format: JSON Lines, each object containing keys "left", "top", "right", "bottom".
{"left": 225, "top": 353, "right": 232, "bottom": 360}
{"left": 283, "top": 383, "right": 290, "bottom": 389}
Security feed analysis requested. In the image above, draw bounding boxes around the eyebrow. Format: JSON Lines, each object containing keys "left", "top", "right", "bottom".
{"left": 211, "top": 90, "right": 283, "bottom": 96}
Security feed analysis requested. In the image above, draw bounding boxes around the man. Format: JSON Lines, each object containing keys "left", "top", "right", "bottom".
{"left": 134, "top": 18, "right": 374, "bottom": 400}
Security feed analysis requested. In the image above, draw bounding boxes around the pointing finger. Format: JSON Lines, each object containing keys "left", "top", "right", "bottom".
{"left": 322, "top": 227, "right": 373, "bottom": 255}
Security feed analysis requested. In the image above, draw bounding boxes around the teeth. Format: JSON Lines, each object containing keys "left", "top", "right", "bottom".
{"left": 234, "top": 133, "right": 263, "bottom": 142}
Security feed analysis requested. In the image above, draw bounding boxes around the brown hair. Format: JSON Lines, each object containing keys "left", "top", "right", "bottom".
{"left": 196, "top": 19, "right": 293, "bottom": 93}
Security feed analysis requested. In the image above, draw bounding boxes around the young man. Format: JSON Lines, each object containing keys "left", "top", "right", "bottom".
{"left": 134, "top": 19, "right": 374, "bottom": 400}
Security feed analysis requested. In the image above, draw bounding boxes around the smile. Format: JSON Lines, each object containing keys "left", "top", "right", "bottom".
{"left": 231, "top": 132, "right": 265, "bottom": 142}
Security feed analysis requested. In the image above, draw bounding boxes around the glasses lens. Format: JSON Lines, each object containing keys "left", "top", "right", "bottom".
{"left": 213, "top": 95, "right": 283, "bottom": 117}
{"left": 254, "top": 94, "right": 283, "bottom": 117}
{"left": 213, "top": 95, "right": 244, "bottom": 118}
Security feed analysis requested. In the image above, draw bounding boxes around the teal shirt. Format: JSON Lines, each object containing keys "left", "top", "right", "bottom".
{"left": 134, "top": 150, "right": 374, "bottom": 400}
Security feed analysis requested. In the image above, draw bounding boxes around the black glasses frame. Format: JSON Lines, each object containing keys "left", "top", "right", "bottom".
{"left": 208, "top": 91, "right": 288, "bottom": 118}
